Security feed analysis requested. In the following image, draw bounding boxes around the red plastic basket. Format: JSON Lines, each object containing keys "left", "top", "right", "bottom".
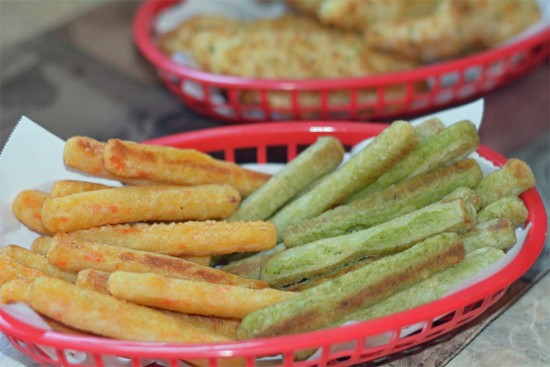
{"left": 0, "top": 122, "right": 547, "bottom": 367}
{"left": 133, "top": 0, "right": 550, "bottom": 123}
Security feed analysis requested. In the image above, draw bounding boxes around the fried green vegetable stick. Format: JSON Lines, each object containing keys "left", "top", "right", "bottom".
{"left": 477, "top": 195, "right": 529, "bottom": 227}
{"left": 229, "top": 136, "right": 344, "bottom": 221}
{"left": 439, "top": 186, "right": 481, "bottom": 211}
{"left": 350, "top": 120, "right": 479, "bottom": 201}
{"left": 475, "top": 158, "right": 536, "bottom": 208}
{"left": 335, "top": 246, "right": 504, "bottom": 324}
{"left": 238, "top": 233, "right": 464, "bottom": 339}
{"left": 413, "top": 117, "right": 445, "bottom": 142}
{"left": 462, "top": 218, "right": 517, "bottom": 253}
{"left": 263, "top": 199, "right": 476, "bottom": 288}
{"left": 283, "top": 158, "right": 482, "bottom": 248}
{"left": 269, "top": 120, "right": 417, "bottom": 238}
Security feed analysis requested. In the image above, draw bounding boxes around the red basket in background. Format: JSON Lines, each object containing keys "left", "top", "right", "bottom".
{"left": 0, "top": 122, "right": 547, "bottom": 367}
{"left": 133, "top": 0, "right": 550, "bottom": 123}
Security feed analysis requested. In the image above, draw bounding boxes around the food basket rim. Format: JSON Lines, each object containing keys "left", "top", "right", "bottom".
{"left": 0, "top": 121, "right": 547, "bottom": 359}
{"left": 133, "top": 0, "right": 550, "bottom": 89}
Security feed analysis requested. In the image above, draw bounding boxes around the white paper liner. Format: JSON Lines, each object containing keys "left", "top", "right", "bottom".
{"left": 0, "top": 99, "right": 532, "bottom": 365}
{"left": 151, "top": 0, "right": 550, "bottom": 119}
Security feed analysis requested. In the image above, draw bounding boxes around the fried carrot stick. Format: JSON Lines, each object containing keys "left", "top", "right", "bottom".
{"left": 108, "top": 271, "right": 295, "bottom": 319}
{"left": 11, "top": 190, "right": 52, "bottom": 235}
{"left": 2, "top": 276, "right": 231, "bottom": 343}
{"left": 47, "top": 233, "right": 268, "bottom": 289}
{"left": 68, "top": 220, "right": 277, "bottom": 256}
{"left": 50, "top": 179, "right": 114, "bottom": 197}
{"left": 103, "top": 138, "right": 271, "bottom": 197}
{"left": 41, "top": 184, "right": 240, "bottom": 232}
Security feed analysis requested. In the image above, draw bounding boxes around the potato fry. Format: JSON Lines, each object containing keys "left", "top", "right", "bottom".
{"left": 475, "top": 158, "right": 536, "bottom": 208}
{"left": 47, "top": 233, "right": 268, "bottom": 289}
{"left": 477, "top": 195, "right": 529, "bottom": 227}
{"left": 6, "top": 276, "right": 231, "bottom": 343}
{"left": 270, "top": 120, "right": 417, "bottom": 237}
{"left": 108, "top": 271, "right": 295, "bottom": 319}
{"left": 30, "top": 236, "right": 53, "bottom": 255}
{"left": 50, "top": 179, "right": 114, "bottom": 197}
{"left": 351, "top": 120, "right": 479, "bottom": 200}
{"left": 1, "top": 245, "right": 76, "bottom": 283}
{"left": 283, "top": 158, "right": 482, "bottom": 247}
{"left": 68, "top": 220, "right": 277, "bottom": 256}
{"left": 462, "top": 219, "right": 517, "bottom": 253}
{"left": 229, "top": 136, "right": 344, "bottom": 221}
{"left": 11, "top": 190, "right": 52, "bottom": 235}
{"left": 103, "top": 138, "right": 270, "bottom": 197}
{"left": 63, "top": 136, "right": 157, "bottom": 185}
{"left": 238, "top": 233, "right": 464, "bottom": 339}
{"left": 263, "top": 199, "right": 475, "bottom": 288}
{"left": 41, "top": 184, "right": 240, "bottom": 232}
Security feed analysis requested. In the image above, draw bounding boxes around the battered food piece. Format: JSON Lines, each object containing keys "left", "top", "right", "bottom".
{"left": 462, "top": 218, "right": 517, "bottom": 253}
{"left": 50, "top": 180, "right": 113, "bottom": 197}
{"left": 1, "top": 276, "right": 231, "bottom": 343}
{"left": 229, "top": 136, "right": 344, "bottom": 221}
{"left": 103, "top": 139, "right": 270, "bottom": 197}
{"left": 264, "top": 199, "right": 475, "bottom": 288}
{"left": 283, "top": 158, "right": 482, "bottom": 248}
{"left": 68, "top": 220, "right": 277, "bottom": 256}
{"left": 477, "top": 195, "right": 528, "bottom": 227}
{"left": 270, "top": 120, "right": 417, "bottom": 237}
{"left": 41, "top": 184, "right": 241, "bottom": 232}
{"left": 11, "top": 190, "right": 51, "bottom": 235}
{"left": 365, "top": 0, "right": 541, "bottom": 62}
{"left": 47, "top": 233, "right": 268, "bottom": 289}
{"left": 238, "top": 233, "right": 464, "bottom": 339}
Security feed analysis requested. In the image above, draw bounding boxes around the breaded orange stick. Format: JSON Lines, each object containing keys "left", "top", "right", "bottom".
{"left": 108, "top": 271, "right": 294, "bottom": 319}
{"left": 76, "top": 269, "right": 240, "bottom": 339}
{"left": 180, "top": 256, "right": 212, "bottom": 266}
{"left": 41, "top": 184, "right": 241, "bottom": 232}
{"left": 0, "top": 279, "right": 32, "bottom": 304}
{"left": 30, "top": 236, "right": 53, "bottom": 255}
{"left": 0, "top": 255, "right": 46, "bottom": 282}
{"left": 6, "top": 276, "right": 231, "bottom": 343}
{"left": 63, "top": 136, "right": 155, "bottom": 185}
{"left": 0, "top": 260, "right": 24, "bottom": 287}
{"left": 11, "top": 190, "right": 52, "bottom": 235}
{"left": 76, "top": 269, "right": 110, "bottom": 293}
{"left": 103, "top": 138, "right": 270, "bottom": 197}
{"left": 47, "top": 233, "right": 267, "bottom": 289}
{"left": 1, "top": 245, "right": 76, "bottom": 283}
{"left": 50, "top": 179, "right": 114, "bottom": 197}
{"left": 69, "top": 221, "right": 277, "bottom": 256}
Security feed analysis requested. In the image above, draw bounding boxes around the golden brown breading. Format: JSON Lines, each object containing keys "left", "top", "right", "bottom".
{"left": 365, "top": 0, "right": 541, "bottom": 62}
{"left": 317, "top": 0, "right": 440, "bottom": 31}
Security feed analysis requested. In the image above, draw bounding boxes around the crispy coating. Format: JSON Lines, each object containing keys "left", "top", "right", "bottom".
{"left": 6, "top": 276, "right": 231, "bottom": 343}
{"left": 477, "top": 195, "right": 528, "bottom": 227}
{"left": 47, "top": 233, "right": 268, "bottom": 289}
{"left": 365, "top": 0, "right": 540, "bottom": 62}
{"left": 68, "top": 221, "right": 277, "bottom": 256}
{"left": 103, "top": 139, "right": 270, "bottom": 197}
{"left": 108, "top": 271, "right": 294, "bottom": 319}
{"left": 30, "top": 236, "right": 52, "bottom": 255}
{"left": 12, "top": 190, "right": 52, "bottom": 235}
{"left": 1, "top": 245, "right": 77, "bottom": 283}
{"left": 50, "top": 180, "right": 113, "bottom": 197}
{"left": 40, "top": 184, "right": 240, "bottom": 232}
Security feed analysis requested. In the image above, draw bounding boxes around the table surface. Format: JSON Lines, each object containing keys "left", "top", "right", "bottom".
{"left": 0, "top": 1, "right": 549, "bottom": 367}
